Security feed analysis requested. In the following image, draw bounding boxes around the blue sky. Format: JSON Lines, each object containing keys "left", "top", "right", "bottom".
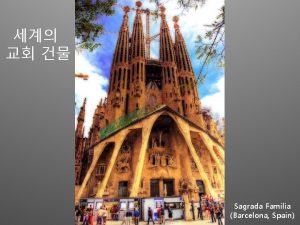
{"left": 75, "top": 0, "right": 224, "bottom": 135}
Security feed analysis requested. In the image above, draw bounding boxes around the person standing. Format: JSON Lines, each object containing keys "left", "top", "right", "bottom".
{"left": 102, "top": 206, "right": 108, "bottom": 225}
{"left": 197, "top": 204, "right": 203, "bottom": 220}
{"left": 89, "top": 209, "right": 94, "bottom": 225}
{"left": 215, "top": 205, "right": 223, "bottom": 225}
{"left": 133, "top": 208, "right": 140, "bottom": 225}
{"left": 210, "top": 204, "right": 216, "bottom": 223}
{"left": 97, "top": 207, "right": 104, "bottom": 225}
{"left": 205, "top": 203, "right": 210, "bottom": 219}
{"left": 75, "top": 206, "right": 81, "bottom": 225}
{"left": 147, "top": 207, "right": 155, "bottom": 225}
{"left": 82, "top": 210, "right": 89, "bottom": 225}
{"left": 167, "top": 206, "right": 173, "bottom": 223}
{"left": 220, "top": 203, "right": 224, "bottom": 219}
{"left": 125, "top": 210, "right": 133, "bottom": 225}
{"left": 157, "top": 207, "right": 161, "bottom": 224}
{"left": 160, "top": 207, "right": 165, "bottom": 225}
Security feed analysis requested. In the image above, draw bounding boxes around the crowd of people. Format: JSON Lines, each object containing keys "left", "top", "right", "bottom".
{"left": 75, "top": 197, "right": 224, "bottom": 225}
{"left": 195, "top": 196, "right": 224, "bottom": 225}
{"left": 146, "top": 205, "right": 174, "bottom": 225}
{"left": 75, "top": 205, "right": 109, "bottom": 225}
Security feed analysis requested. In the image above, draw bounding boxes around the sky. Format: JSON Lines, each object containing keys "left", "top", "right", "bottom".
{"left": 75, "top": 0, "right": 225, "bottom": 136}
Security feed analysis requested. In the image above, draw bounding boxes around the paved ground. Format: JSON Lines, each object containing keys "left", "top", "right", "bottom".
{"left": 105, "top": 219, "right": 224, "bottom": 225}
{"left": 77, "top": 218, "right": 225, "bottom": 225}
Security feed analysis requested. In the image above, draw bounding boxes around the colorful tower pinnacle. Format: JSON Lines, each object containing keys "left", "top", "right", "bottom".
{"left": 173, "top": 16, "right": 202, "bottom": 124}
{"left": 75, "top": 98, "right": 86, "bottom": 185}
{"left": 107, "top": 6, "right": 130, "bottom": 121}
{"left": 159, "top": 6, "right": 182, "bottom": 114}
{"left": 90, "top": 98, "right": 107, "bottom": 144}
{"left": 75, "top": 98, "right": 86, "bottom": 147}
{"left": 128, "top": 1, "right": 146, "bottom": 113}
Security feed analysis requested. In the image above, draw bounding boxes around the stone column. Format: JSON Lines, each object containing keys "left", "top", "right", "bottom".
{"left": 198, "top": 132, "right": 224, "bottom": 178}
{"left": 130, "top": 114, "right": 161, "bottom": 197}
{"left": 199, "top": 131, "right": 224, "bottom": 161}
{"left": 75, "top": 142, "right": 106, "bottom": 204}
{"left": 173, "top": 116, "right": 217, "bottom": 199}
{"left": 95, "top": 130, "right": 128, "bottom": 197}
{"left": 182, "top": 193, "right": 192, "bottom": 221}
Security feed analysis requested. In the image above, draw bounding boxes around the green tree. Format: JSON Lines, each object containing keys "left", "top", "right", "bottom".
{"left": 195, "top": 6, "right": 224, "bottom": 84}
{"left": 75, "top": 0, "right": 116, "bottom": 51}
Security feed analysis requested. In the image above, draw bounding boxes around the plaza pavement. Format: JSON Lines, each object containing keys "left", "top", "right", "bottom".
{"left": 105, "top": 219, "right": 225, "bottom": 225}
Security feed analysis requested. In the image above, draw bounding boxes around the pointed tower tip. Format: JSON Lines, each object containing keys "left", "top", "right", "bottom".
{"left": 160, "top": 5, "right": 166, "bottom": 13}
{"left": 173, "top": 16, "right": 179, "bottom": 23}
{"left": 136, "top": 1, "right": 142, "bottom": 8}
{"left": 123, "top": 6, "right": 130, "bottom": 13}
{"left": 83, "top": 97, "right": 87, "bottom": 105}
{"left": 173, "top": 16, "right": 179, "bottom": 29}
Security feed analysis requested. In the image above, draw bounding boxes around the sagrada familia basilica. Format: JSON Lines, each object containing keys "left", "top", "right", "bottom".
{"left": 75, "top": 1, "right": 224, "bottom": 220}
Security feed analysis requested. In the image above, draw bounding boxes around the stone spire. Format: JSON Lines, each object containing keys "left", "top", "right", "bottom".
{"left": 75, "top": 98, "right": 86, "bottom": 185}
{"left": 173, "top": 16, "right": 193, "bottom": 73}
{"left": 107, "top": 6, "right": 131, "bottom": 121}
{"left": 159, "top": 6, "right": 182, "bottom": 114}
{"left": 173, "top": 16, "right": 201, "bottom": 123}
{"left": 90, "top": 98, "right": 107, "bottom": 144}
{"left": 128, "top": 1, "right": 146, "bottom": 113}
{"left": 75, "top": 98, "right": 86, "bottom": 141}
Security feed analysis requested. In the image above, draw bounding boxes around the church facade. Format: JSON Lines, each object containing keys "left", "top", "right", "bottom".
{"left": 75, "top": 1, "right": 224, "bottom": 218}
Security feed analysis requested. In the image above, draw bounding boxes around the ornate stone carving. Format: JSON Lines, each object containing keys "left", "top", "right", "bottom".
{"left": 179, "top": 178, "right": 198, "bottom": 194}
{"left": 133, "top": 80, "right": 142, "bottom": 97}
{"left": 116, "top": 144, "right": 131, "bottom": 173}
{"left": 112, "top": 90, "right": 121, "bottom": 107}
{"left": 148, "top": 152, "right": 176, "bottom": 168}
{"left": 173, "top": 87, "right": 181, "bottom": 102}
{"left": 104, "top": 181, "right": 114, "bottom": 196}
{"left": 191, "top": 160, "right": 198, "bottom": 171}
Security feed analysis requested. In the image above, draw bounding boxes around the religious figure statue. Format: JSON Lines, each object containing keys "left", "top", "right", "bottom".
{"left": 155, "top": 154, "right": 161, "bottom": 166}
{"left": 116, "top": 145, "right": 131, "bottom": 173}
{"left": 104, "top": 182, "right": 114, "bottom": 196}
{"left": 112, "top": 90, "right": 121, "bottom": 107}
{"left": 133, "top": 80, "right": 141, "bottom": 97}
{"left": 159, "top": 131, "right": 163, "bottom": 147}
{"left": 161, "top": 155, "right": 167, "bottom": 167}
{"left": 179, "top": 178, "right": 195, "bottom": 194}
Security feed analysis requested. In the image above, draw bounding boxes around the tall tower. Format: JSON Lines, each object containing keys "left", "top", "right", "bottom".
{"left": 75, "top": 98, "right": 86, "bottom": 185}
{"left": 128, "top": 1, "right": 146, "bottom": 112}
{"left": 159, "top": 6, "right": 182, "bottom": 114}
{"left": 173, "top": 16, "right": 203, "bottom": 126}
{"left": 107, "top": 6, "right": 130, "bottom": 121}
{"left": 75, "top": 98, "right": 86, "bottom": 150}
{"left": 90, "top": 99, "right": 106, "bottom": 145}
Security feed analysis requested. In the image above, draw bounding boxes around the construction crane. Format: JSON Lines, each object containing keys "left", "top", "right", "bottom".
{"left": 113, "top": 1, "right": 160, "bottom": 59}
{"left": 75, "top": 73, "right": 89, "bottom": 80}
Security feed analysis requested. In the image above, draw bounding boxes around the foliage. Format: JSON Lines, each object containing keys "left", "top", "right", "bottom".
{"left": 150, "top": 0, "right": 206, "bottom": 10}
{"left": 195, "top": 6, "right": 224, "bottom": 84}
{"left": 75, "top": 0, "right": 116, "bottom": 51}
{"left": 149, "top": 0, "right": 206, "bottom": 19}
{"left": 149, "top": 0, "right": 224, "bottom": 84}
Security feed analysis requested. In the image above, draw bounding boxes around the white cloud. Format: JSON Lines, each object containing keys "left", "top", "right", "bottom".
{"left": 201, "top": 75, "right": 224, "bottom": 120}
{"left": 141, "top": 0, "right": 224, "bottom": 54}
{"left": 171, "top": 0, "right": 224, "bottom": 40}
{"left": 75, "top": 52, "right": 108, "bottom": 136}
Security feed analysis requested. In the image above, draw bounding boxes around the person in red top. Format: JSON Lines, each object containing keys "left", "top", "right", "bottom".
{"left": 89, "top": 209, "right": 94, "bottom": 225}
{"left": 157, "top": 207, "right": 161, "bottom": 224}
